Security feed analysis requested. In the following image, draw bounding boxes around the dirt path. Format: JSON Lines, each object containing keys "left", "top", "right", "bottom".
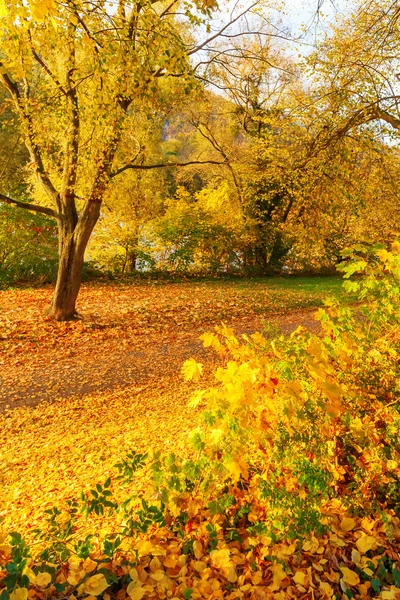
{"left": 0, "top": 308, "right": 320, "bottom": 412}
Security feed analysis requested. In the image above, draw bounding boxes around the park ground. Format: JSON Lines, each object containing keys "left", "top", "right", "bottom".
{"left": 0, "top": 276, "right": 343, "bottom": 535}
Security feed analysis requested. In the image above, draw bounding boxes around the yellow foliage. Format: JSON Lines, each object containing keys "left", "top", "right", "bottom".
{"left": 181, "top": 358, "right": 203, "bottom": 382}
{"left": 0, "top": 0, "right": 7, "bottom": 18}
{"left": 340, "top": 517, "right": 356, "bottom": 532}
{"left": 126, "top": 582, "right": 145, "bottom": 600}
{"left": 356, "top": 534, "right": 378, "bottom": 554}
{"left": 340, "top": 567, "right": 360, "bottom": 586}
{"left": 10, "top": 590, "right": 28, "bottom": 600}
{"left": 84, "top": 574, "right": 109, "bottom": 596}
{"left": 209, "top": 549, "right": 231, "bottom": 570}
{"left": 36, "top": 573, "right": 52, "bottom": 588}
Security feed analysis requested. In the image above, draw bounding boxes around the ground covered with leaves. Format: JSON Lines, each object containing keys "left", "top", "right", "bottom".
{"left": 0, "top": 277, "right": 340, "bottom": 531}
{"left": 1, "top": 266, "right": 400, "bottom": 600}
{"left": 0, "top": 277, "right": 340, "bottom": 409}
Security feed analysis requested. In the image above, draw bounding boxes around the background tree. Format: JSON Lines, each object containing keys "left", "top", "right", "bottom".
{"left": 0, "top": 87, "right": 58, "bottom": 285}
{"left": 0, "top": 0, "right": 262, "bottom": 319}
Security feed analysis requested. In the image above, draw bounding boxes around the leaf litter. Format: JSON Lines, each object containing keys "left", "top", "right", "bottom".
{"left": 3, "top": 279, "right": 399, "bottom": 599}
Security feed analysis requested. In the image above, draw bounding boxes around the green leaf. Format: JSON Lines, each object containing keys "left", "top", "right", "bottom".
{"left": 370, "top": 578, "right": 381, "bottom": 593}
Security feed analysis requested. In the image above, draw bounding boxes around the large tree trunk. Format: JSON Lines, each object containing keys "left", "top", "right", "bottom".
{"left": 264, "top": 232, "right": 290, "bottom": 274}
{"left": 254, "top": 224, "right": 269, "bottom": 275}
{"left": 126, "top": 250, "right": 137, "bottom": 273}
{"left": 48, "top": 204, "right": 100, "bottom": 321}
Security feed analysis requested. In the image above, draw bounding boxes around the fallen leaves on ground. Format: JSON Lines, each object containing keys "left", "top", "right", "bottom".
{"left": 5, "top": 277, "right": 397, "bottom": 600}
{"left": 0, "top": 378, "right": 199, "bottom": 538}
{"left": 0, "top": 278, "right": 340, "bottom": 408}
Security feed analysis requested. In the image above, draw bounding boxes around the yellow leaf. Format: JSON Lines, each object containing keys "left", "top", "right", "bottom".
{"left": 200, "top": 332, "right": 217, "bottom": 348}
{"left": 251, "top": 571, "right": 263, "bottom": 585}
{"left": 194, "top": 561, "right": 207, "bottom": 573}
{"left": 381, "top": 591, "right": 397, "bottom": 600}
{"left": 127, "top": 581, "right": 141, "bottom": 592}
{"left": 224, "top": 459, "right": 242, "bottom": 483}
{"left": 340, "top": 567, "right": 360, "bottom": 586}
{"left": 193, "top": 540, "right": 203, "bottom": 559}
{"left": 392, "top": 240, "right": 400, "bottom": 253}
{"left": 210, "top": 548, "right": 231, "bottom": 570}
{"left": 22, "top": 567, "right": 36, "bottom": 584}
{"left": 226, "top": 566, "right": 237, "bottom": 583}
{"left": 188, "top": 390, "right": 205, "bottom": 408}
{"left": 217, "top": 323, "right": 235, "bottom": 339}
{"left": 149, "top": 570, "right": 165, "bottom": 581}
{"left": 55, "top": 511, "right": 71, "bottom": 525}
{"left": 149, "top": 557, "right": 161, "bottom": 571}
{"left": 250, "top": 332, "right": 267, "bottom": 346}
{"left": 0, "top": 0, "right": 7, "bottom": 18}
{"left": 10, "top": 589, "right": 28, "bottom": 600}
{"left": 320, "top": 582, "right": 334, "bottom": 597}
{"left": 135, "top": 540, "right": 166, "bottom": 557}
{"left": 126, "top": 584, "right": 145, "bottom": 600}
{"left": 36, "top": 572, "right": 52, "bottom": 587}
{"left": 356, "top": 534, "right": 377, "bottom": 554}
{"left": 351, "top": 548, "right": 361, "bottom": 565}
{"left": 270, "top": 563, "right": 288, "bottom": 589}
{"left": 340, "top": 517, "right": 356, "bottom": 532}
{"left": 181, "top": 358, "right": 203, "bottom": 382}
{"left": 83, "top": 558, "right": 97, "bottom": 573}
{"left": 84, "top": 574, "right": 109, "bottom": 596}
{"left": 163, "top": 557, "right": 177, "bottom": 569}
{"left": 293, "top": 572, "right": 306, "bottom": 585}
{"left": 361, "top": 517, "right": 376, "bottom": 532}
{"left": 210, "top": 428, "right": 225, "bottom": 445}
{"left": 386, "top": 460, "right": 398, "bottom": 471}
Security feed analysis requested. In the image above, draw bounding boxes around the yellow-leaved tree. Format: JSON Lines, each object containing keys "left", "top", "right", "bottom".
{"left": 0, "top": 0, "right": 265, "bottom": 319}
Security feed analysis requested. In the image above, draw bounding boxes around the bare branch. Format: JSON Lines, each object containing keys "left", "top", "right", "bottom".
{"left": 0, "top": 193, "right": 59, "bottom": 219}
{"left": 110, "top": 159, "right": 228, "bottom": 178}
{"left": 192, "top": 120, "right": 243, "bottom": 204}
{"left": 66, "top": 0, "right": 102, "bottom": 51}
{"left": 187, "top": 2, "right": 260, "bottom": 56}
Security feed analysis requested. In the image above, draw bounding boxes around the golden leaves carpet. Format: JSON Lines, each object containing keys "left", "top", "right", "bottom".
{"left": 5, "top": 279, "right": 398, "bottom": 600}
{"left": 0, "top": 278, "right": 337, "bottom": 539}
{"left": 0, "top": 279, "right": 334, "bottom": 409}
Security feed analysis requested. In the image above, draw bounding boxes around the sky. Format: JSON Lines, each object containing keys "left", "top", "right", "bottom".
{"left": 208, "top": 0, "right": 352, "bottom": 55}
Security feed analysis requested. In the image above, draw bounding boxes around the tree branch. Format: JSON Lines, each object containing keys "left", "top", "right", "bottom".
{"left": 28, "top": 30, "right": 67, "bottom": 95}
{"left": 192, "top": 121, "right": 243, "bottom": 205}
{"left": 60, "top": 18, "right": 80, "bottom": 226}
{"left": 0, "top": 193, "right": 59, "bottom": 218}
{"left": 372, "top": 106, "right": 400, "bottom": 130}
{"left": 110, "top": 159, "right": 228, "bottom": 178}
{"left": 0, "top": 62, "right": 60, "bottom": 206}
{"left": 187, "top": 2, "right": 260, "bottom": 56}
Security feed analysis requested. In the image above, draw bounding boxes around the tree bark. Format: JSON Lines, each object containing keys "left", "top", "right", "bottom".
{"left": 126, "top": 250, "right": 137, "bottom": 273}
{"left": 47, "top": 202, "right": 100, "bottom": 321}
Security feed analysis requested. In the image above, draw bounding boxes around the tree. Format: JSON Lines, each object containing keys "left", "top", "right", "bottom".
{"left": 146, "top": 182, "right": 247, "bottom": 272}
{"left": 0, "top": 0, "right": 262, "bottom": 320}
{"left": 208, "top": 1, "right": 400, "bottom": 273}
